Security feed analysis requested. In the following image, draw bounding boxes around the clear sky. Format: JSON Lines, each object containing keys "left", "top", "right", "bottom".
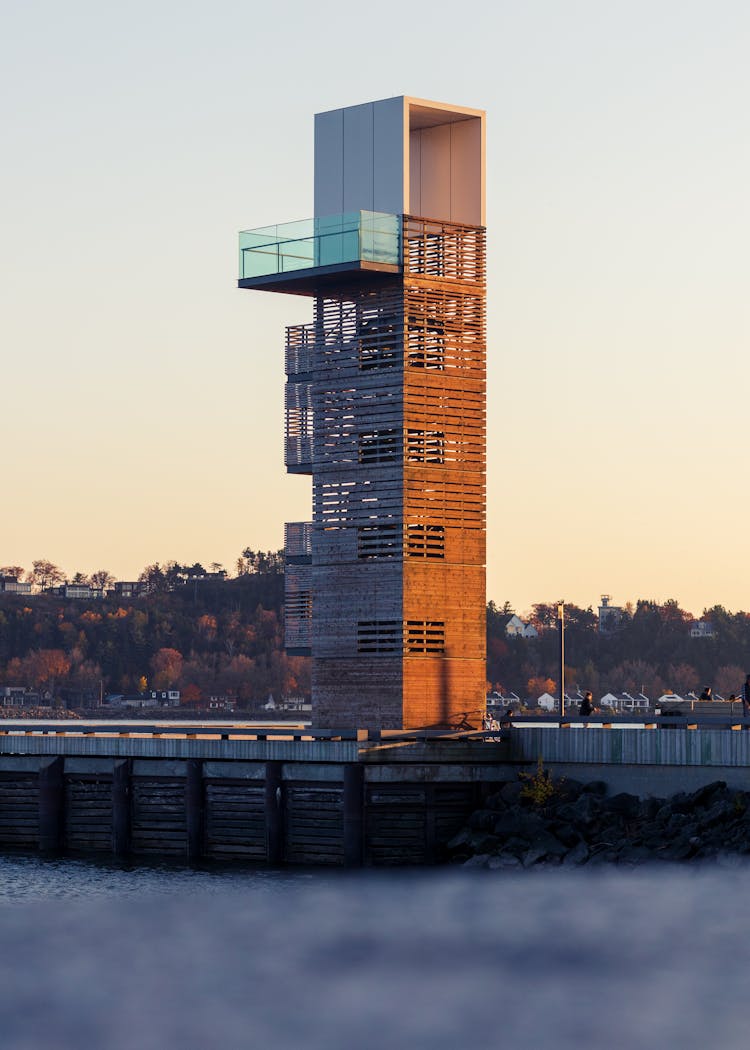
{"left": 1, "top": 0, "right": 748, "bottom": 616}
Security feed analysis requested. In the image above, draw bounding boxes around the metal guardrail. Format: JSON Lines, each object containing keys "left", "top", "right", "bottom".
{"left": 1, "top": 715, "right": 749, "bottom": 744}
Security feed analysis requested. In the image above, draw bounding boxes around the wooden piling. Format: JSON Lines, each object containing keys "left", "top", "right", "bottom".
{"left": 186, "top": 759, "right": 204, "bottom": 862}
{"left": 343, "top": 763, "right": 364, "bottom": 867}
{"left": 112, "top": 759, "right": 131, "bottom": 858}
{"left": 38, "top": 757, "right": 64, "bottom": 853}
{"left": 264, "top": 761, "right": 284, "bottom": 865}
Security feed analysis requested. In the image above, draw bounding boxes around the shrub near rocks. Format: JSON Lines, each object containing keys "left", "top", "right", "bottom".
{"left": 446, "top": 777, "right": 750, "bottom": 868}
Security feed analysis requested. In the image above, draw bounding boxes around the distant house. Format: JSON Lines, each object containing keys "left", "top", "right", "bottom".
{"left": 208, "top": 696, "right": 237, "bottom": 712}
{"left": 106, "top": 690, "right": 180, "bottom": 709}
{"left": 106, "top": 694, "right": 158, "bottom": 709}
{"left": 486, "top": 691, "right": 521, "bottom": 710}
{"left": 655, "top": 692, "right": 685, "bottom": 707}
{"left": 600, "top": 691, "right": 650, "bottom": 712}
{"left": 113, "top": 581, "right": 147, "bottom": 598}
{"left": 501, "top": 614, "right": 538, "bottom": 639}
{"left": 282, "top": 695, "right": 312, "bottom": 712}
{"left": 598, "top": 595, "right": 623, "bottom": 634}
{"left": 690, "top": 620, "right": 715, "bottom": 639}
{"left": 150, "top": 690, "right": 180, "bottom": 707}
{"left": 43, "top": 583, "right": 104, "bottom": 600}
{"left": 176, "top": 570, "right": 228, "bottom": 586}
{"left": 537, "top": 692, "right": 557, "bottom": 712}
{"left": 0, "top": 686, "right": 52, "bottom": 707}
{"left": 0, "top": 577, "right": 32, "bottom": 596}
{"left": 1, "top": 686, "right": 35, "bottom": 707}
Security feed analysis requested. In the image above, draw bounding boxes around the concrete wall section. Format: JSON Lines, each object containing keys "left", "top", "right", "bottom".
{"left": 450, "top": 117, "right": 484, "bottom": 226}
{"left": 0, "top": 735, "right": 360, "bottom": 762}
{"left": 407, "top": 114, "right": 484, "bottom": 225}
{"left": 342, "top": 103, "right": 374, "bottom": 213}
{"left": 508, "top": 727, "right": 750, "bottom": 767}
{"left": 536, "top": 762, "right": 750, "bottom": 798}
{"left": 315, "top": 98, "right": 405, "bottom": 218}
{"left": 373, "top": 96, "right": 405, "bottom": 215}
{"left": 314, "top": 108, "right": 344, "bottom": 217}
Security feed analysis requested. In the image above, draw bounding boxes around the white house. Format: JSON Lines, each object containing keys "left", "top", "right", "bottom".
{"left": 655, "top": 692, "right": 685, "bottom": 707}
{"left": 690, "top": 621, "right": 715, "bottom": 639}
{"left": 502, "top": 615, "right": 538, "bottom": 639}
{"left": 600, "top": 691, "right": 650, "bottom": 712}
{"left": 486, "top": 691, "right": 521, "bottom": 710}
{"left": 536, "top": 692, "right": 557, "bottom": 712}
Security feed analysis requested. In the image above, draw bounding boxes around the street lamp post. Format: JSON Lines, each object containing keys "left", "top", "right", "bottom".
{"left": 558, "top": 601, "right": 565, "bottom": 719}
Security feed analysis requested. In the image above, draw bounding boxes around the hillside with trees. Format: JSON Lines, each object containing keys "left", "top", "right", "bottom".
{"left": 487, "top": 599, "right": 750, "bottom": 700}
{"left": 0, "top": 551, "right": 309, "bottom": 710}
{"left": 2, "top": 549, "right": 749, "bottom": 710}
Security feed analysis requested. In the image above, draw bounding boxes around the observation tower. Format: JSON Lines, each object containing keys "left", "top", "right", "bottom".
{"left": 238, "top": 96, "right": 486, "bottom": 729}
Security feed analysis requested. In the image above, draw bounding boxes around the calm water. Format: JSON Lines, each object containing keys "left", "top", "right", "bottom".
{"left": 0, "top": 852, "right": 748, "bottom": 1049}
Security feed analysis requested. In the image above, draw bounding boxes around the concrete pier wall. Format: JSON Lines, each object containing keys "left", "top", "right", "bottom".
{"left": 506, "top": 727, "right": 750, "bottom": 796}
{"left": 0, "top": 729, "right": 747, "bottom": 865}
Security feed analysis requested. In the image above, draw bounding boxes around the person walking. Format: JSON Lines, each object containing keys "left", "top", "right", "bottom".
{"left": 742, "top": 675, "right": 750, "bottom": 718}
{"left": 579, "top": 691, "right": 594, "bottom": 717}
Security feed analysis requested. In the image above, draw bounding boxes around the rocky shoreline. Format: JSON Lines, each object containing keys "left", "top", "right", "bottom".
{"left": 448, "top": 772, "right": 750, "bottom": 868}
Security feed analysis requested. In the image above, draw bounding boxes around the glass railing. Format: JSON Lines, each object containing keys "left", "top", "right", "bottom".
{"left": 239, "top": 211, "right": 401, "bottom": 280}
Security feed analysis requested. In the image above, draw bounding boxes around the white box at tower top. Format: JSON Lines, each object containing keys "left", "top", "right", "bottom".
{"left": 314, "top": 95, "right": 485, "bottom": 227}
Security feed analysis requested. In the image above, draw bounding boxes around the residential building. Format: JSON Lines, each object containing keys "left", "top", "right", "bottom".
{"left": 0, "top": 577, "right": 32, "bottom": 595}
{"left": 113, "top": 582, "right": 147, "bottom": 598}
{"left": 0, "top": 686, "right": 51, "bottom": 707}
{"left": 690, "top": 620, "right": 715, "bottom": 639}
{"left": 43, "top": 584, "right": 104, "bottom": 600}
{"left": 598, "top": 595, "right": 623, "bottom": 633}
{"left": 208, "top": 696, "right": 237, "bottom": 712}
{"left": 600, "top": 692, "right": 650, "bottom": 712}
{"left": 502, "top": 614, "right": 538, "bottom": 639}
{"left": 486, "top": 691, "right": 521, "bottom": 710}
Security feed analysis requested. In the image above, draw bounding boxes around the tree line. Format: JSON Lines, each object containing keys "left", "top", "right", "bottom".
{"left": 488, "top": 599, "right": 750, "bottom": 700}
{"left": 0, "top": 548, "right": 283, "bottom": 592}
{"left": 2, "top": 552, "right": 749, "bottom": 707}
{"left": 0, "top": 551, "right": 305, "bottom": 708}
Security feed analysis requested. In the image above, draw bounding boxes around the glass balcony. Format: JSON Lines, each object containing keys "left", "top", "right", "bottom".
{"left": 239, "top": 211, "right": 401, "bottom": 283}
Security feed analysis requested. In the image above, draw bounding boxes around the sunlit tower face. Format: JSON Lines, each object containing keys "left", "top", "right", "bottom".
{"left": 239, "top": 96, "right": 486, "bottom": 729}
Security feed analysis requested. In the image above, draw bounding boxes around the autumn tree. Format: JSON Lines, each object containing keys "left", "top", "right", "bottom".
{"left": 90, "top": 570, "right": 115, "bottom": 592}
{"left": 29, "top": 559, "right": 65, "bottom": 591}
{"left": 150, "top": 647, "right": 183, "bottom": 690}
{"left": 236, "top": 549, "right": 283, "bottom": 576}
{"left": 527, "top": 675, "right": 555, "bottom": 700}
{"left": 665, "top": 663, "right": 699, "bottom": 697}
{"left": 605, "top": 659, "right": 663, "bottom": 699}
{"left": 21, "top": 649, "right": 71, "bottom": 695}
{"left": 715, "top": 665, "right": 746, "bottom": 699}
{"left": 138, "top": 563, "right": 165, "bottom": 594}
{"left": 181, "top": 683, "right": 203, "bottom": 706}
{"left": 0, "top": 566, "right": 24, "bottom": 580}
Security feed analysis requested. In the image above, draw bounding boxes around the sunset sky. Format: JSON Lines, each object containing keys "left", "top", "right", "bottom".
{"left": 2, "top": 0, "right": 748, "bottom": 616}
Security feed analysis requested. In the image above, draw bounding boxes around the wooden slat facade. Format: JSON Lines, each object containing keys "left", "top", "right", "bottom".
{"left": 297, "top": 216, "right": 486, "bottom": 729}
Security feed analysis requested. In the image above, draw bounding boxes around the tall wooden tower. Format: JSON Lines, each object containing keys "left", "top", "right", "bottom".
{"left": 239, "top": 96, "right": 486, "bottom": 729}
